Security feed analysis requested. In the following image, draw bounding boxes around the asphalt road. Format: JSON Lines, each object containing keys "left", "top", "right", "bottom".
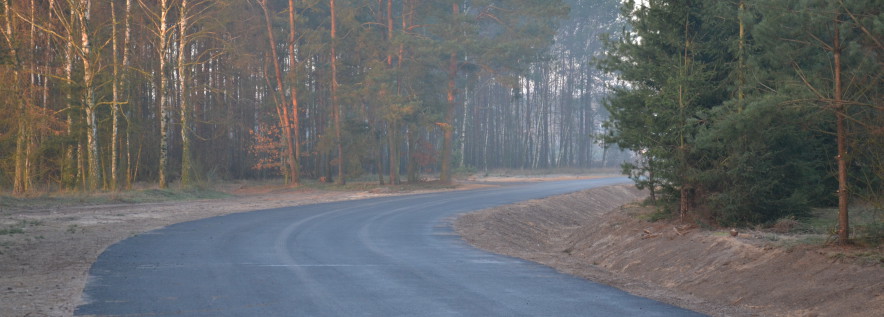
{"left": 75, "top": 178, "right": 704, "bottom": 316}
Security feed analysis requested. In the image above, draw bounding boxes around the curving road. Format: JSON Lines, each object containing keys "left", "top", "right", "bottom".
{"left": 75, "top": 178, "right": 704, "bottom": 316}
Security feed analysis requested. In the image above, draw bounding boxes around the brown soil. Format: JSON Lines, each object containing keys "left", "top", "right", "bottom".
{"left": 456, "top": 185, "right": 884, "bottom": 317}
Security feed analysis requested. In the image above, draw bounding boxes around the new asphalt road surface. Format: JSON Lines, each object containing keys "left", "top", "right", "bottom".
{"left": 75, "top": 178, "right": 704, "bottom": 316}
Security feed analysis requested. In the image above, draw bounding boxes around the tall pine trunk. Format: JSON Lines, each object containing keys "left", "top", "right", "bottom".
{"left": 737, "top": 0, "right": 745, "bottom": 112}
{"left": 677, "top": 11, "right": 692, "bottom": 221}
{"left": 260, "top": 0, "right": 298, "bottom": 186}
{"left": 330, "top": 0, "right": 345, "bottom": 185}
{"left": 833, "top": 10, "right": 849, "bottom": 244}
{"left": 440, "top": 3, "right": 459, "bottom": 184}
{"left": 388, "top": 121, "right": 400, "bottom": 184}
{"left": 287, "top": 0, "right": 301, "bottom": 184}
{"left": 386, "top": 0, "right": 399, "bottom": 185}
{"left": 5, "top": 0, "right": 28, "bottom": 194}
{"left": 440, "top": 49, "right": 456, "bottom": 184}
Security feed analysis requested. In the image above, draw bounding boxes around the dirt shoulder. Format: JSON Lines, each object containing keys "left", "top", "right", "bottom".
{"left": 455, "top": 185, "right": 884, "bottom": 317}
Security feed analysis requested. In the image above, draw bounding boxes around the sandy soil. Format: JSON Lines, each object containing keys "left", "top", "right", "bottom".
{"left": 456, "top": 185, "right": 884, "bottom": 317}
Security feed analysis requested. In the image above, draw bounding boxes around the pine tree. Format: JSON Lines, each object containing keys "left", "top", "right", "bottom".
{"left": 750, "top": 0, "right": 882, "bottom": 242}
{"left": 599, "top": 0, "right": 724, "bottom": 218}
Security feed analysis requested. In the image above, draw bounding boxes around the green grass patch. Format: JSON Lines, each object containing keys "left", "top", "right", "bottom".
{"left": 0, "top": 219, "right": 43, "bottom": 235}
{"left": 637, "top": 208, "right": 672, "bottom": 222}
{"left": 759, "top": 205, "right": 882, "bottom": 249}
{"left": 0, "top": 226, "right": 24, "bottom": 235}
{"left": 854, "top": 221, "right": 884, "bottom": 246}
{"left": 67, "top": 224, "right": 82, "bottom": 234}
{"left": 798, "top": 206, "right": 883, "bottom": 246}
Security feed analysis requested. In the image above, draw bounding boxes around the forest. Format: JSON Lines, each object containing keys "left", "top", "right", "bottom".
{"left": 0, "top": 0, "right": 624, "bottom": 192}
{"left": 599, "top": 0, "right": 881, "bottom": 243}
{"left": 1, "top": 0, "right": 881, "bottom": 239}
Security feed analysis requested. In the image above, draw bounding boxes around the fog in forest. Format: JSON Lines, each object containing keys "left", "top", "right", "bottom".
{"left": 2, "top": 1, "right": 881, "bottom": 234}
{"left": 0, "top": 0, "right": 628, "bottom": 192}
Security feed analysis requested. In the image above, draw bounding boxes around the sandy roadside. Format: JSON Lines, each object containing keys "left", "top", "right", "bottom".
{"left": 456, "top": 185, "right": 884, "bottom": 317}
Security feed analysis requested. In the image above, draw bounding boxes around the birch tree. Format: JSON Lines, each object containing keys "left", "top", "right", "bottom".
{"left": 139, "top": 0, "right": 175, "bottom": 188}
{"left": 110, "top": 1, "right": 121, "bottom": 191}
{"left": 178, "top": 0, "right": 192, "bottom": 186}
{"left": 73, "top": 0, "right": 101, "bottom": 191}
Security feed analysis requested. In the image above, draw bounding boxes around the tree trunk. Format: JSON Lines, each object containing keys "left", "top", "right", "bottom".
{"left": 158, "top": 0, "right": 171, "bottom": 189}
{"left": 260, "top": 0, "right": 298, "bottom": 186}
{"left": 440, "top": 2, "right": 459, "bottom": 183}
{"left": 111, "top": 2, "right": 120, "bottom": 191}
{"left": 80, "top": 0, "right": 100, "bottom": 191}
{"left": 179, "top": 0, "right": 192, "bottom": 187}
{"left": 78, "top": 140, "right": 86, "bottom": 189}
{"left": 386, "top": 0, "right": 399, "bottom": 185}
{"left": 440, "top": 49, "right": 456, "bottom": 184}
{"left": 24, "top": 0, "right": 35, "bottom": 190}
{"left": 4, "top": 0, "right": 27, "bottom": 194}
{"left": 460, "top": 78, "right": 469, "bottom": 169}
{"left": 63, "top": 5, "right": 75, "bottom": 190}
{"left": 13, "top": 111, "right": 28, "bottom": 194}
{"left": 377, "top": 129, "right": 385, "bottom": 185}
{"left": 523, "top": 76, "right": 533, "bottom": 169}
{"left": 648, "top": 156, "right": 657, "bottom": 204}
{"left": 261, "top": 53, "right": 291, "bottom": 182}
{"left": 737, "top": 0, "right": 745, "bottom": 112}
{"left": 406, "top": 125, "right": 418, "bottom": 183}
{"left": 123, "top": 0, "right": 133, "bottom": 189}
{"left": 833, "top": 10, "right": 850, "bottom": 244}
{"left": 386, "top": 0, "right": 393, "bottom": 66}
{"left": 677, "top": 12, "right": 691, "bottom": 221}
{"left": 287, "top": 0, "right": 301, "bottom": 184}
{"left": 330, "top": 0, "right": 345, "bottom": 185}
{"left": 389, "top": 121, "right": 400, "bottom": 185}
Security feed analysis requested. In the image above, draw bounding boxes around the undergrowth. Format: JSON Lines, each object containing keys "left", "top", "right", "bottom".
{"left": 627, "top": 198, "right": 882, "bottom": 251}
{"left": 767, "top": 206, "right": 884, "bottom": 247}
